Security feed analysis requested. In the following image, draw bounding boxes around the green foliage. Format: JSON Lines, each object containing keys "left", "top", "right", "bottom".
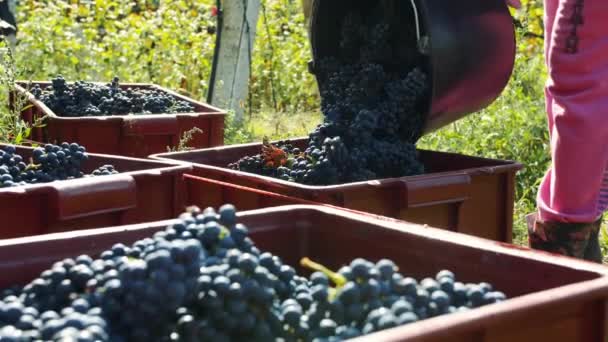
{"left": 16, "top": 0, "right": 217, "bottom": 98}
{"left": 249, "top": 0, "right": 319, "bottom": 115}
{"left": 224, "top": 110, "right": 256, "bottom": 145}
{"left": 247, "top": 110, "right": 321, "bottom": 141}
{"left": 0, "top": 39, "right": 38, "bottom": 145}
{"left": 167, "top": 127, "right": 205, "bottom": 152}
{"left": 14, "top": 0, "right": 319, "bottom": 114}
{"left": 512, "top": 0, "right": 545, "bottom": 51}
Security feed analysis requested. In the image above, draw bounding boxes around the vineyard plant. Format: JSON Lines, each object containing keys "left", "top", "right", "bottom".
{"left": 2, "top": 0, "right": 594, "bottom": 251}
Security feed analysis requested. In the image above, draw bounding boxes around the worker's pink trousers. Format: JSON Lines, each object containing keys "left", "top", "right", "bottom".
{"left": 537, "top": 0, "right": 608, "bottom": 223}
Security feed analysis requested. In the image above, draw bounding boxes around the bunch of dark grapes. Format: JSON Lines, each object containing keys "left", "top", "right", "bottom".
{"left": 228, "top": 4, "right": 430, "bottom": 186}
{"left": 294, "top": 259, "right": 506, "bottom": 340}
{"left": 385, "top": 67, "right": 430, "bottom": 142}
{"left": 0, "top": 143, "right": 119, "bottom": 188}
{"left": 90, "top": 165, "right": 119, "bottom": 176}
{"left": 92, "top": 239, "right": 204, "bottom": 341}
{"left": 29, "top": 143, "right": 88, "bottom": 181}
{"left": 31, "top": 76, "right": 195, "bottom": 117}
{"left": 0, "top": 145, "right": 29, "bottom": 187}
{"left": 338, "top": 12, "right": 363, "bottom": 60}
{"left": 0, "top": 204, "right": 507, "bottom": 341}
{"left": 228, "top": 140, "right": 307, "bottom": 180}
{"left": 359, "top": 23, "right": 393, "bottom": 64}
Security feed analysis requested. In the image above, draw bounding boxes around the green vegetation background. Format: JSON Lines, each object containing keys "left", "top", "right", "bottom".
{"left": 14, "top": 0, "right": 603, "bottom": 252}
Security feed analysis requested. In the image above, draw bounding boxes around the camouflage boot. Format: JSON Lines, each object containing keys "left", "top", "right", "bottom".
{"left": 526, "top": 213, "right": 603, "bottom": 263}
{"left": 584, "top": 219, "right": 603, "bottom": 262}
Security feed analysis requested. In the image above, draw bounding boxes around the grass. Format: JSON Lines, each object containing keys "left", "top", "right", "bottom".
{"left": 245, "top": 110, "right": 322, "bottom": 141}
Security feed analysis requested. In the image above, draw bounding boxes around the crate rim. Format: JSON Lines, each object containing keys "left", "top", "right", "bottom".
{"left": 182, "top": 173, "right": 406, "bottom": 220}
{"left": 14, "top": 81, "right": 228, "bottom": 119}
{"left": 0, "top": 143, "right": 192, "bottom": 193}
{"left": 1, "top": 204, "right": 604, "bottom": 275}
{"left": 150, "top": 138, "right": 524, "bottom": 192}
{"left": 152, "top": 136, "right": 524, "bottom": 167}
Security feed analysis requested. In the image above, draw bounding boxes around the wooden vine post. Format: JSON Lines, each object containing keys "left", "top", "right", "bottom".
{"left": 208, "top": 0, "right": 261, "bottom": 123}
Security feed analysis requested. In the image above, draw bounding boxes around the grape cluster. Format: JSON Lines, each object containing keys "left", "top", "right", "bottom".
{"left": 289, "top": 259, "right": 506, "bottom": 341}
{"left": 0, "top": 143, "right": 119, "bottom": 188}
{"left": 0, "top": 204, "right": 507, "bottom": 341}
{"left": 30, "top": 76, "right": 195, "bottom": 117}
{"left": 228, "top": 5, "right": 430, "bottom": 186}
{"left": 227, "top": 140, "right": 308, "bottom": 180}
{"left": 90, "top": 165, "right": 119, "bottom": 177}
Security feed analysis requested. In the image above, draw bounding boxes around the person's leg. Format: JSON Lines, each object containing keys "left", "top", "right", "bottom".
{"left": 540, "top": 0, "right": 608, "bottom": 223}
{"left": 543, "top": 0, "right": 558, "bottom": 62}
{"left": 543, "top": 0, "right": 558, "bottom": 136}
{"left": 529, "top": 0, "right": 608, "bottom": 261}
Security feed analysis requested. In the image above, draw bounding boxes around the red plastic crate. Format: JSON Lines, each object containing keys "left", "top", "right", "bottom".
{"left": 182, "top": 174, "right": 396, "bottom": 220}
{"left": 1, "top": 205, "right": 607, "bottom": 341}
{"left": 14, "top": 82, "right": 226, "bottom": 158}
{"left": 151, "top": 138, "right": 523, "bottom": 242}
{"left": 0, "top": 144, "right": 192, "bottom": 238}
{"left": 184, "top": 174, "right": 319, "bottom": 210}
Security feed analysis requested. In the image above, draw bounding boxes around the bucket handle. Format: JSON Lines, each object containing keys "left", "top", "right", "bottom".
{"left": 408, "top": 0, "right": 421, "bottom": 43}
{"left": 407, "top": 0, "right": 430, "bottom": 55}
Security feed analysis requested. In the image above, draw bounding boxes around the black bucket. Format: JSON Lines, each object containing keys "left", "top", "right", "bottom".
{"left": 308, "top": 0, "right": 516, "bottom": 134}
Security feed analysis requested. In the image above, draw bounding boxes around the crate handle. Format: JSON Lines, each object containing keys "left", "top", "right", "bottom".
{"left": 121, "top": 115, "right": 180, "bottom": 136}
{"left": 395, "top": 173, "right": 471, "bottom": 231}
{"left": 400, "top": 173, "right": 472, "bottom": 207}
{"left": 48, "top": 174, "right": 137, "bottom": 222}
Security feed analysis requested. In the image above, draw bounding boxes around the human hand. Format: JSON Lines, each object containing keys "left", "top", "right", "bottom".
{"left": 507, "top": 0, "right": 521, "bottom": 9}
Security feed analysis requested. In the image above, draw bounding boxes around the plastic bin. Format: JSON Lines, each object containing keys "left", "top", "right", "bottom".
{"left": 1, "top": 205, "right": 607, "bottom": 342}
{"left": 151, "top": 138, "right": 523, "bottom": 242}
{"left": 0, "top": 144, "right": 192, "bottom": 239}
{"left": 182, "top": 174, "right": 394, "bottom": 220}
{"left": 184, "top": 174, "right": 317, "bottom": 210}
{"left": 14, "top": 82, "right": 226, "bottom": 158}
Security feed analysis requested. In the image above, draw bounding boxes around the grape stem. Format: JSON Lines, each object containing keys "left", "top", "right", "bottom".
{"left": 25, "top": 163, "right": 40, "bottom": 171}
{"left": 300, "top": 257, "right": 347, "bottom": 287}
